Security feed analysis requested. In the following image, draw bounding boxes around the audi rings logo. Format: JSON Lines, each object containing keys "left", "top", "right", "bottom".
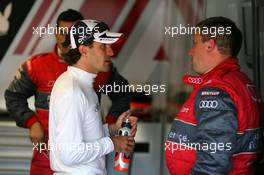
{"left": 188, "top": 77, "right": 203, "bottom": 84}
{"left": 199, "top": 100, "right": 218, "bottom": 109}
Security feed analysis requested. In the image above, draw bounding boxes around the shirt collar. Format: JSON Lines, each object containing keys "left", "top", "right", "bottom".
{"left": 68, "top": 66, "right": 97, "bottom": 87}
{"left": 52, "top": 45, "right": 66, "bottom": 63}
{"left": 183, "top": 58, "right": 240, "bottom": 87}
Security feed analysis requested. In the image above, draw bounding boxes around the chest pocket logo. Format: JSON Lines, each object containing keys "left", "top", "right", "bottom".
{"left": 199, "top": 100, "right": 218, "bottom": 109}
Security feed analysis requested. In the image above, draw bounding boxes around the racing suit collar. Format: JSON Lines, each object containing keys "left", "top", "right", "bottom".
{"left": 183, "top": 58, "right": 240, "bottom": 87}
{"left": 68, "top": 66, "right": 97, "bottom": 87}
{"left": 53, "top": 45, "right": 66, "bottom": 63}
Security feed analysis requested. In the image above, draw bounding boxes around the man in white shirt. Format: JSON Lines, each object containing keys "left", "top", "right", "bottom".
{"left": 49, "top": 19, "right": 137, "bottom": 175}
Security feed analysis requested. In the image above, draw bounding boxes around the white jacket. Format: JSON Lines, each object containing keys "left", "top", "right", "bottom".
{"left": 49, "top": 66, "right": 114, "bottom": 175}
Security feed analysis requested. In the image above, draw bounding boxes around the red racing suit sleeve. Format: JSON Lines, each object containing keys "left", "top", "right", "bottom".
{"left": 4, "top": 62, "right": 38, "bottom": 128}
{"left": 191, "top": 87, "right": 238, "bottom": 175}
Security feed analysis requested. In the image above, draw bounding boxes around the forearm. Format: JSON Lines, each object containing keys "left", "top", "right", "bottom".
{"left": 4, "top": 63, "right": 36, "bottom": 128}
{"left": 5, "top": 90, "right": 36, "bottom": 128}
{"left": 58, "top": 136, "right": 114, "bottom": 166}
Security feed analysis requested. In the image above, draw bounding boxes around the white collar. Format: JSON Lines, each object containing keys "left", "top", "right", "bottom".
{"left": 68, "top": 66, "right": 97, "bottom": 87}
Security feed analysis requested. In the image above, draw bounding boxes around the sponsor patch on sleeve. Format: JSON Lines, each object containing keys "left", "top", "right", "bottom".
{"left": 201, "top": 91, "right": 220, "bottom": 96}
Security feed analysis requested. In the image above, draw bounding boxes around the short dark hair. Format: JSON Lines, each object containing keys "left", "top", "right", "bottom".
{"left": 62, "top": 43, "right": 93, "bottom": 66}
{"left": 197, "top": 16, "right": 242, "bottom": 57}
{"left": 57, "top": 9, "right": 84, "bottom": 65}
{"left": 56, "top": 9, "right": 83, "bottom": 27}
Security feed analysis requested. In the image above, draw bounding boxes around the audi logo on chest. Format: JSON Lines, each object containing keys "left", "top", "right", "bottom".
{"left": 188, "top": 77, "right": 203, "bottom": 84}
{"left": 199, "top": 100, "right": 218, "bottom": 109}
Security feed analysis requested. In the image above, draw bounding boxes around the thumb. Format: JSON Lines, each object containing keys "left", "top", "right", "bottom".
{"left": 118, "top": 110, "right": 130, "bottom": 121}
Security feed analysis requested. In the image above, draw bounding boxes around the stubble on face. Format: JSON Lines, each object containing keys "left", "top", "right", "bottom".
{"left": 86, "top": 42, "right": 113, "bottom": 73}
{"left": 189, "top": 34, "right": 208, "bottom": 75}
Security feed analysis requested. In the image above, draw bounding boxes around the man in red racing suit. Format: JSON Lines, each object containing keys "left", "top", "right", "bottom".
{"left": 165, "top": 17, "right": 263, "bottom": 175}
{"left": 4, "top": 9, "right": 131, "bottom": 175}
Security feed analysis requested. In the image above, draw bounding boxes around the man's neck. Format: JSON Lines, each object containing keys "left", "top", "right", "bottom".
{"left": 202, "top": 56, "right": 230, "bottom": 75}
{"left": 73, "top": 59, "right": 98, "bottom": 74}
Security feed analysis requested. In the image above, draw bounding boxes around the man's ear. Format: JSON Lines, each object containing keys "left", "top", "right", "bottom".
{"left": 78, "top": 45, "right": 87, "bottom": 55}
{"left": 206, "top": 39, "right": 216, "bottom": 52}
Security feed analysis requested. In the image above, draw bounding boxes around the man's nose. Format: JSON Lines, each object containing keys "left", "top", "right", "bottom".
{"left": 106, "top": 45, "right": 114, "bottom": 57}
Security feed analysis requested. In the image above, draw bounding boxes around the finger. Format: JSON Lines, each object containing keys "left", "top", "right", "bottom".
{"left": 125, "top": 144, "right": 134, "bottom": 152}
{"left": 130, "top": 128, "right": 136, "bottom": 136}
{"left": 130, "top": 122, "right": 137, "bottom": 130}
{"left": 130, "top": 130, "right": 136, "bottom": 137}
{"left": 127, "top": 136, "right": 134, "bottom": 141}
{"left": 119, "top": 110, "right": 130, "bottom": 120}
{"left": 131, "top": 124, "right": 137, "bottom": 131}
{"left": 39, "top": 137, "right": 44, "bottom": 142}
{"left": 129, "top": 116, "right": 138, "bottom": 124}
{"left": 31, "top": 138, "right": 37, "bottom": 144}
{"left": 130, "top": 126, "right": 137, "bottom": 136}
{"left": 130, "top": 131, "right": 135, "bottom": 137}
{"left": 130, "top": 127, "right": 134, "bottom": 134}
{"left": 125, "top": 150, "right": 133, "bottom": 157}
{"left": 131, "top": 116, "right": 138, "bottom": 121}
{"left": 126, "top": 138, "right": 135, "bottom": 145}
{"left": 125, "top": 144, "right": 134, "bottom": 154}
{"left": 130, "top": 121, "right": 137, "bottom": 127}
{"left": 126, "top": 152, "right": 131, "bottom": 157}
{"left": 127, "top": 141, "right": 135, "bottom": 148}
